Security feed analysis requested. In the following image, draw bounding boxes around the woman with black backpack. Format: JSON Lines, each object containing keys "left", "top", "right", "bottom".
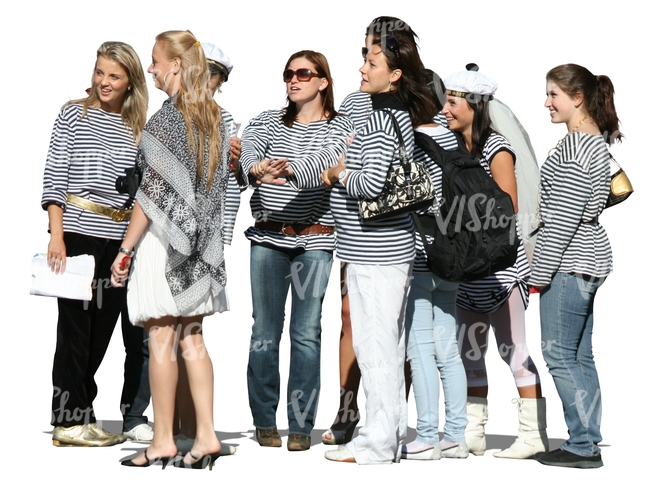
{"left": 441, "top": 66, "right": 548, "bottom": 459}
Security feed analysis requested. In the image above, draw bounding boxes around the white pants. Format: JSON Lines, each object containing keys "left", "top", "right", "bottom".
{"left": 345, "top": 262, "right": 412, "bottom": 464}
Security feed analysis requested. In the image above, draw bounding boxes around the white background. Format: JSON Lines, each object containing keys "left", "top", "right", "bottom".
{"left": 3, "top": 0, "right": 647, "bottom": 484}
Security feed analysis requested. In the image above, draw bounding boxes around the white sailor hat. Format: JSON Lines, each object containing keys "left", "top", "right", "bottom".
{"left": 444, "top": 64, "right": 497, "bottom": 99}
{"left": 201, "top": 43, "right": 233, "bottom": 81}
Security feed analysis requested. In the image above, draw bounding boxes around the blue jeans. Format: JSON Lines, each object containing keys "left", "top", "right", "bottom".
{"left": 540, "top": 272, "right": 605, "bottom": 456}
{"left": 247, "top": 243, "right": 333, "bottom": 436}
{"left": 405, "top": 272, "right": 467, "bottom": 444}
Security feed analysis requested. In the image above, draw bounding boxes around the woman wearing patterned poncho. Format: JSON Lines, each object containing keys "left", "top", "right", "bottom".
{"left": 111, "top": 30, "right": 229, "bottom": 469}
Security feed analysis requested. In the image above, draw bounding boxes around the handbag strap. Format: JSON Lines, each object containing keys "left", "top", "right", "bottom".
{"left": 382, "top": 109, "right": 409, "bottom": 167}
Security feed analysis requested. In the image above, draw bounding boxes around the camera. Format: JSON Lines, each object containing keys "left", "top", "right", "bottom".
{"left": 115, "top": 166, "right": 141, "bottom": 197}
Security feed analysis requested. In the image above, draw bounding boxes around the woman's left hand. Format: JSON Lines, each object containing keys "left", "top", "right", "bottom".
{"left": 110, "top": 253, "right": 131, "bottom": 287}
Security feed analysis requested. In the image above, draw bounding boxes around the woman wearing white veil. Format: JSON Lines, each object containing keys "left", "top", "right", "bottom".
{"left": 442, "top": 65, "right": 547, "bottom": 459}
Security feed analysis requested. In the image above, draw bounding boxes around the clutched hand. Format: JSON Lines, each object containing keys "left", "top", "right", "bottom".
{"left": 110, "top": 253, "right": 132, "bottom": 287}
{"left": 321, "top": 156, "right": 346, "bottom": 189}
{"left": 252, "top": 158, "right": 289, "bottom": 185}
{"left": 47, "top": 235, "right": 66, "bottom": 274}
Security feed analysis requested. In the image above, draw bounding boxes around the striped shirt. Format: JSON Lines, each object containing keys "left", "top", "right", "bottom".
{"left": 457, "top": 132, "right": 531, "bottom": 313}
{"left": 529, "top": 132, "right": 612, "bottom": 287}
{"left": 221, "top": 107, "right": 240, "bottom": 246}
{"left": 41, "top": 104, "right": 138, "bottom": 240}
{"left": 331, "top": 106, "right": 416, "bottom": 264}
{"left": 339, "top": 90, "right": 448, "bottom": 132}
{"left": 412, "top": 125, "right": 458, "bottom": 273}
{"left": 240, "top": 109, "right": 353, "bottom": 251}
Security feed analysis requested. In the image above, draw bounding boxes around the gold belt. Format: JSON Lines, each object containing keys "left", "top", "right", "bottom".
{"left": 67, "top": 194, "right": 132, "bottom": 222}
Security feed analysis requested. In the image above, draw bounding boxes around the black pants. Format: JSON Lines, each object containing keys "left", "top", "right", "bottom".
{"left": 120, "top": 303, "right": 151, "bottom": 431}
{"left": 51, "top": 232, "right": 126, "bottom": 427}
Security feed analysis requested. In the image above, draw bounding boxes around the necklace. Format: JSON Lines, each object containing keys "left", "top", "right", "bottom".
{"left": 570, "top": 115, "right": 594, "bottom": 133}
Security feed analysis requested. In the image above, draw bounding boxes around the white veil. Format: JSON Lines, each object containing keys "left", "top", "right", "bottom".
{"left": 489, "top": 98, "right": 540, "bottom": 263}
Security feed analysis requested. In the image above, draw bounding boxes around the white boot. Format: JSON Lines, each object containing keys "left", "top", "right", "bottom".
{"left": 493, "top": 397, "right": 549, "bottom": 459}
{"left": 465, "top": 396, "right": 488, "bottom": 455}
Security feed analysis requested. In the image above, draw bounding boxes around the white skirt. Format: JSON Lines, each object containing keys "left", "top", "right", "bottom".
{"left": 127, "top": 223, "right": 229, "bottom": 326}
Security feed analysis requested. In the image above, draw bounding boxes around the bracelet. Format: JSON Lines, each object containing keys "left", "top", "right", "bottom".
{"left": 119, "top": 247, "right": 135, "bottom": 257}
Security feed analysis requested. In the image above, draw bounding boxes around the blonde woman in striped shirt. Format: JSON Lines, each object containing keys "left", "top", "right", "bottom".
{"left": 43, "top": 41, "right": 147, "bottom": 448}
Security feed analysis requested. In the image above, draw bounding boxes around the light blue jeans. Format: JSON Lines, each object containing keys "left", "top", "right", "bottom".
{"left": 246, "top": 243, "right": 333, "bottom": 436}
{"left": 540, "top": 272, "right": 605, "bottom": 456}
{"left": 405, "top": 272, "right": 467, "bottom": 444}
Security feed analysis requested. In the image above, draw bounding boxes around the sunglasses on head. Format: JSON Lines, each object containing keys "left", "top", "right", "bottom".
{"left": 362, "top": 36, "right": 401, "bottom": 60}
{"left": 282, "top": 68, "right": 320, "bottom": 82}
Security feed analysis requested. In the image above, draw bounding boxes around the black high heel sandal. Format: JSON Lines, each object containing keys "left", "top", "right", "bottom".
{"left": 177, "top": 450, "right": 219, "bottom": 470}
{"left": 121, "top": 448, "right": 175, "bottom": 469}
{"left": 321, "top": 416, "right": 360, "bottom": 445}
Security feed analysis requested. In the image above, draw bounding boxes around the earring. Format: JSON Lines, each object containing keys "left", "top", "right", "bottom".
{"left": 387, "top": 80, "right": 392, "bottom": 91}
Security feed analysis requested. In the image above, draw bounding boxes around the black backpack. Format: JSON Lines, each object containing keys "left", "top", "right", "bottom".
{"left": 413, "top": 131, "right": 520, "bottom": 282}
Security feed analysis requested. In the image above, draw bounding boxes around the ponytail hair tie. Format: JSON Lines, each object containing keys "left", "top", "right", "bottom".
{"left": 195, "top": 40, "right": 201, "bottom": 46}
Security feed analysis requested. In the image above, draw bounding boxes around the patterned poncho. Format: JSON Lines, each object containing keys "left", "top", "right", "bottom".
{"left": 136, "top": 97, "right": 229, "bottom": 314}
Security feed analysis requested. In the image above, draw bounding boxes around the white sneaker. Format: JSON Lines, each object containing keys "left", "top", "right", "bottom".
{"left": 123, "top": 423, "right": 153, "bottom": 441}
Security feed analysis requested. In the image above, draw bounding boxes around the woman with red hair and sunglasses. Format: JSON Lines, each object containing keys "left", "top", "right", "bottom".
{"left": 240, "top": 50, "right": 352, "bottom": 452}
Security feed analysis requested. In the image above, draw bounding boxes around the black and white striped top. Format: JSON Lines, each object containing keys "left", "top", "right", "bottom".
{"left": 456, "top": 132, "right": 531, "bottom": 313}
{"left": 339, "top": 90, "right": 448, "bottom": 133}
{"left": 221, "top": 107, "right": 240, "bottom": 246}
{"left": 529, "top": 132, "right": 612, "bottom": 287}
{"left": 331, "top": 106, "right": 416, "bottom": 264}
{"left": 41, "top": 104, "right": 138, "bottom": 240}
{"left": 412, "top": 125, "right": 458, "bottom": 273}
{"left": 240, "top": 109, "right": 353, "bottom": 251}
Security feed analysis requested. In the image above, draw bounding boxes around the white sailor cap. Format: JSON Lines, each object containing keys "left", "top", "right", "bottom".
{"left": 201, "top": 43, "right": 233, "bottom": 80}
{"left": 444, "top": 64, "right": 497, "bottom": 99}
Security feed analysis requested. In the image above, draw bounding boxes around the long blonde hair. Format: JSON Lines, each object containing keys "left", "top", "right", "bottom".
{"left": 66, "top": 41, "right": 148, "bottom": 145}
{"left": 155, "top": 30, "right": 223, "bottom": 189}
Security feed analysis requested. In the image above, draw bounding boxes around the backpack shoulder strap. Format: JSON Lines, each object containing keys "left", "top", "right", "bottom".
{"left": 414, "top": 131, "right": 448, "bottom": 169}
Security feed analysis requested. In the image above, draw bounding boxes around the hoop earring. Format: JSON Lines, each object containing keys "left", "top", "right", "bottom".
{"left": 162, "top": 71, "right": 171, "bottom": 89}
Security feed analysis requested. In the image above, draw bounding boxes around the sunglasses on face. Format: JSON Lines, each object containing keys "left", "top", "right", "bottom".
{"left": 282, "top": 68, "right": 320, "bottom": 82}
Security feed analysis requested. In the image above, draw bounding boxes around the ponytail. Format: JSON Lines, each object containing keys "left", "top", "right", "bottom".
{"left": 592, "top": 75, "right": 623, "bottom": 144}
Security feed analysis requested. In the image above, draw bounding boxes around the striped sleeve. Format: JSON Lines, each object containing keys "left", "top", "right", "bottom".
{"left": 288, "top": 115, "right": 354, "bottom": 189}
{"left": 221, "top": 107, "right": 241, "bottom": 246}
{"left": 345, "top": 110, "right": 406, "bottom": 199}
{"left": 42, "top": 107, "right": 76, "bottom": 209}
{"left": 240, "top": 111, "right": 272, "bottom": 179}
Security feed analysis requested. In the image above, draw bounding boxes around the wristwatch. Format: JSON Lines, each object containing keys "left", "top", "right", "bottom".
{"left": 338, "top": 169, "right": 348, "bottom": 184}
{"left": 119, "top": 247, "right": 135, "bottom": 257}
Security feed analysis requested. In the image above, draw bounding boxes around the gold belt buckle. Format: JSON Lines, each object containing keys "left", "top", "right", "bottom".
{"left": 111, "top": 209, "right": 125, "bottom": 222}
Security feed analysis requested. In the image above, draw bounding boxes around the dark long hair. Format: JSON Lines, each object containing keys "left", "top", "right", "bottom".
{"left": 281, "top": 50, "right": 336, "bottom": 127}
{"left": 365, "top": 16, "right": 419, "bottom": 42}
{"left": 546, "top": 63, "right": 623, "bottom": 145}
{"left": 423, "top": 68, "right": 446, "bottom": 116}
{"left": 465, "top": 96, "right": 493, "bottom": 159}
{"left": 369, "top": 29, "right": 437, "bottom": 126}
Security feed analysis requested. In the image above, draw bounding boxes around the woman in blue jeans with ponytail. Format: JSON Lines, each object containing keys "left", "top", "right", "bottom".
{"left": 531, "top": 63, "right": 621, "bottom": 469}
